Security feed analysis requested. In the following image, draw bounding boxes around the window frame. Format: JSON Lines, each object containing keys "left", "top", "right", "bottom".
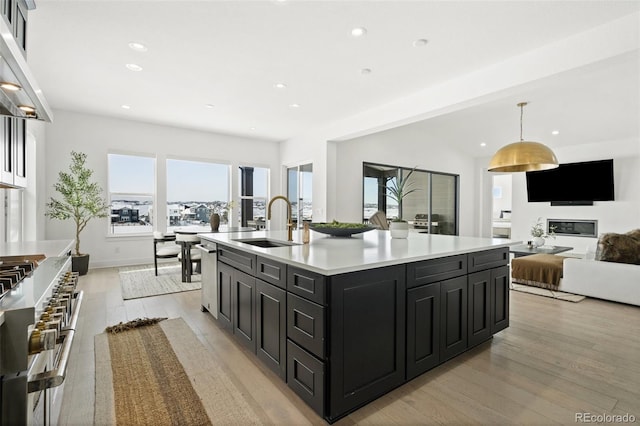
{"left": 107, "top": 151, "right": 156, "bottom": 238}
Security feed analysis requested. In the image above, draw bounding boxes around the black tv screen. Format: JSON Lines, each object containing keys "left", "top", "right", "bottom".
{"left": 526, "top": 159, "right": 614, "bottom": 203}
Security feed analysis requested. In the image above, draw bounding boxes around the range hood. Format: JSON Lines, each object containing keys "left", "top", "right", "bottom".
{"left": 0, "top": 10, "right": 52, "bottom": 122}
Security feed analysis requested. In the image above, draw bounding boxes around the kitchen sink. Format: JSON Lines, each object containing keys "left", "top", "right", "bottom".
{"left": 232, "top": 238, "right": 300, "bottom": 248}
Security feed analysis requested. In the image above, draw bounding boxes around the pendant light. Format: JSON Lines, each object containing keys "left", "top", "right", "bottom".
{"left": 488, "top": 102, "right": 559, "bottom": 172}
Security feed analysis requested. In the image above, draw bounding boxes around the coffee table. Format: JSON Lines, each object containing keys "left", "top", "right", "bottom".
{"left": 509, "top": 244, "right": 573, "bottom": 258}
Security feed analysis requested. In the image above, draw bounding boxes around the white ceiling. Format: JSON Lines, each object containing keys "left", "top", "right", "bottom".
{"left": 27, "top": 1, "right": 640, "bottom": 153}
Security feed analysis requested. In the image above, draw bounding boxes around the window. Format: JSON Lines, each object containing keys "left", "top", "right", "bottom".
{"left": 166, "top": 159, "right": 230, "bottom": 233}
{"left": 108, "top": 153, "right": 155, "bottom": 235}
{"left": 238, "top": 166, "right": 268, "bottom": 229}
{"left": 287, "top": 163, "right": 313, "bottom": 228}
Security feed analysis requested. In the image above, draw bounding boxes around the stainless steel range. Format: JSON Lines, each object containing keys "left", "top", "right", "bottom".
{"left": 0, "top": 256, "right": 83, "bottom": 425}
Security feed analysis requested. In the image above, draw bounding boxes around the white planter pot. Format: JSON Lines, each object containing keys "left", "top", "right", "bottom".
{"left": 390, "top": 221, "right": 409, "bottom": 239}
{"left": 532, "top": 236, "right": 545, "bottom": 247}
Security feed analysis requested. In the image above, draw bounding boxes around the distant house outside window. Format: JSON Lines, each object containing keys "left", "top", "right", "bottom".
{"left": 108, "top": 153, "right": 155, "bottom": 235}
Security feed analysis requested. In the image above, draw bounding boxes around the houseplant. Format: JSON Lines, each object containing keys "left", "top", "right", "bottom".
{"left": 385, "top": 167, "right": 419, "bottom": 239}
{"left": 530, "top": 217, "right": 556, "bottom": 247}
{"left": 45, "top": 151, "right": 109, "bottom": 275}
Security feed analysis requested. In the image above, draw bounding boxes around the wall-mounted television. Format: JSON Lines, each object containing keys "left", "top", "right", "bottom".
{"left": 526, "top": 159, "right": 614, "bottom": 205}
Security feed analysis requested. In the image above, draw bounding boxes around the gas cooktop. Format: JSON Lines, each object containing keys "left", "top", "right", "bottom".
{"left": 0, "top": 260, "right": 37, "bottom": 299}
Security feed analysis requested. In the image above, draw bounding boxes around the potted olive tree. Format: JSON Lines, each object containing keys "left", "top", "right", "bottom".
{"left": 386, "top": 167, "right": 419, "bottom": 239}
{"left": 45, "top": 151, "right": 109, "bottom": 275}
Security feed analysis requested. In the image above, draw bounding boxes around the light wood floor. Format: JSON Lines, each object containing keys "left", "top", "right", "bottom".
{"left": 58, "top": 266, "right": 640, "bottom": 425}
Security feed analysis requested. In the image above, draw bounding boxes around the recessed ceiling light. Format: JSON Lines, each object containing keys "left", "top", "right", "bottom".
{"left": 413, "top": 39, "right": 429, "bottom": 47}
{"left": 128, "top": 42, "right": 148, "bottom": 52}
{"left": 551, "top": 130, "right": 560, "bottom": 135}
{"left": 480, "top": 142, "right": 487, "bottom": 147}
{"left": 18, "top": 105, "right": 35, "bottom": 113}
{"left": 289, "top": 103, "right": 301, "bottom": 108}
{"left": 351, "top": 27, "right": 367, "bottom": 37}
{"left": 0, "top": 82, "right": 21, "bottom": 91}
{"left": 250, "top": 126, "right": 256, "bottom": 130}
{"left": 360, "top": 68, "right": 372, "bottom": 75}
{"left": 205, "top": 104, "right": 215, "bottom": 109}
{"left": 125, "top": 63, "right": 143, "bottom": 72}
{"left": 274, "top": 83, "right": 287, "bottom": 89}
{"left": 121, "top": 105, "right": 131, "bottom": 109}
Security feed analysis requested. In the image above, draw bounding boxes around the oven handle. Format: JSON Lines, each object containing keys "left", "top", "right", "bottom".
{"left": 196, "top": 244, "right": 217, "bottom": 254}
{"left": 27, "top": 290, "right": 84, "bottom": 393}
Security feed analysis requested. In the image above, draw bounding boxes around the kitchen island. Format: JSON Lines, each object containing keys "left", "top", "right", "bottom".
{"left": 199, "top": 229, "right": 513, "bottom": 423}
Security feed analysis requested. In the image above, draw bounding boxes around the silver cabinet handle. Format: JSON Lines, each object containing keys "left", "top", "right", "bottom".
{"left": 196, "top": 244, "right": 217, "bottom": 254}
{"left": 28, "top": 290, "right": 84, "bottom": 393}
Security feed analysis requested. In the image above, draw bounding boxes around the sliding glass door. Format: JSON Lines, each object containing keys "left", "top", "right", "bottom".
{"left": 363, "top": 162, "right": 459, "bottom": 235}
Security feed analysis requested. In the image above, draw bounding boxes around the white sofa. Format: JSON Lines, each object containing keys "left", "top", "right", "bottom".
{"left": 561, "top": 257, "right": 640, "bottom": 306}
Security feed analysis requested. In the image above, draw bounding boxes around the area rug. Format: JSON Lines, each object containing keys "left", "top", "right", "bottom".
{"left": 95, "top": 317, "right": 266, "bottom": 425}
{"left": 511, "top": 282, "right": 586, "bottom": 303}
{"left": 118, "top": 264, "right": 201, "bottom": 300}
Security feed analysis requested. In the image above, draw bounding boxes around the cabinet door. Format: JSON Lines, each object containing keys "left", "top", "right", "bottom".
{"left": 407, "top": 282, "right": 440, "bottom": 380}
{"left": 0, "top": 118, "right": 13, "bottom": 185}
{"left": 407, "top": 254, "right": 467, "bottom": 288}
{"left": 287, "top": 340, "right": 324, "bottom": 416}
{"left": 287, "top": 266, "right": 326, "bottom": 305}
{"left": 329, "top": 265, "right": 405, "bottom": 421}
{"left": 217, "top": 261, "right": 234, "bottom": 330}
{"left": 440, "top": 275, "right": 468, "bottom": 361}
{"left": 256, "top": 279, "right": 286, "bottom": 379}
{"left": 257, "top": 256, "right": 287, "bottom": 289}
{"left": 287, "top": 293, "right": 325, "bottom": 359}
{"left": 491, "top": 266, "right": 510, "bottom": 333}
{"left": 468, "top": 270, "right": 491, "bottom": 347}
{"left": 14, "top": 0, "right": 26, "bottom": 53}
{"left": 232, "top": 269, "right": 256, "bottom": 353}
{"left": 12, "top": 119, "right": 26, "bottom": 188}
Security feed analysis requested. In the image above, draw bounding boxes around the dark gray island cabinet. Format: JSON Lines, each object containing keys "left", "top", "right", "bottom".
{"left": 210, "top": 243, "right": 509, "bottom": 423}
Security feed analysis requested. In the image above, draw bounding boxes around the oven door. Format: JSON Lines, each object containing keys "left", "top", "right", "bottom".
{"left": 27, "top": 290, "right": 84, "bottom": 425}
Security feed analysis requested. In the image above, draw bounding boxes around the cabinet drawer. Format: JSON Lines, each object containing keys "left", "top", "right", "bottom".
{"left": 468, "top": 248, "right": 508, "bottom": 273}
{"left": 257, "top": 256, "right": 287, "bottom": 289}
{"left": 287, "top": 340, "right": 325, "bottom": 416}
{"left": 287, "top": 266, "right": 326, "bottom": 305}
{"left": 407, "top": 254, "right": 467, "bottom": 288}
{"left": 287, "top": 293, "right": 325, "bottom": 359}
{"left": 217, "top": 245, "right": 257, "bottom": 275}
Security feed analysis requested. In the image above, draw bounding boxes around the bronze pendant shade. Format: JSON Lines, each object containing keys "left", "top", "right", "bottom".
{"left": 488, "top": 102, "right": 559, "bottom": 172}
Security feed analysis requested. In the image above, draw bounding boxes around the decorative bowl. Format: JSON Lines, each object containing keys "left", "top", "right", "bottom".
{"left": 309, "top": 222, "right": 375, "bottom": 237}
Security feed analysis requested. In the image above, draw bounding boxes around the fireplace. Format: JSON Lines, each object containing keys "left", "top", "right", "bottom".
{"left": 547, "top": 219, "right": 598, "bottom": 238}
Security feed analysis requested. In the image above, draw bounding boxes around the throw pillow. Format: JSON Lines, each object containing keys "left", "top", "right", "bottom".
{"left": 595, "top": 231, "right": 640, "bottom": 265}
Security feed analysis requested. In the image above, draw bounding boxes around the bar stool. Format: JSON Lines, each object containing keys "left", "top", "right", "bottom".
{"left": 175, "top": 232, "right": 201, "bottom": 283}
{"left": 153, "top": 232, "right": 180, "bottom": 276}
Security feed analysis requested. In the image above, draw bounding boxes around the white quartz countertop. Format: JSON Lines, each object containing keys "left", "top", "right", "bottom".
{"left": 199, "top": 230, "right": 517, "bottom": 275}
{"left": 0, "top": 239, "right": 74, "bottom": 258}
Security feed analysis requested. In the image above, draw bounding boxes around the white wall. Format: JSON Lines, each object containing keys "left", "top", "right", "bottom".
{"left": 509, "top": 138, "right": 640, "bottom": 254}
{"left": 43, "top": 110, "right": 281, "bottom": 268}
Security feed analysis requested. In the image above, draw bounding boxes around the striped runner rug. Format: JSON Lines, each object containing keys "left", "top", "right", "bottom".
{"left": 94, "top": 317, "right": 266, "bottom": 425}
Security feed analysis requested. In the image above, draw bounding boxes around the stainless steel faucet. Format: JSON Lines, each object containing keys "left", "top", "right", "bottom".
{"left": 267, "top": 195, "right": 294, "bottom": 241}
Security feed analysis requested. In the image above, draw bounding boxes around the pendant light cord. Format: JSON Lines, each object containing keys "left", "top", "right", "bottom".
{"left": 520, "top": 103, "right": 524, "bottom": 141}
